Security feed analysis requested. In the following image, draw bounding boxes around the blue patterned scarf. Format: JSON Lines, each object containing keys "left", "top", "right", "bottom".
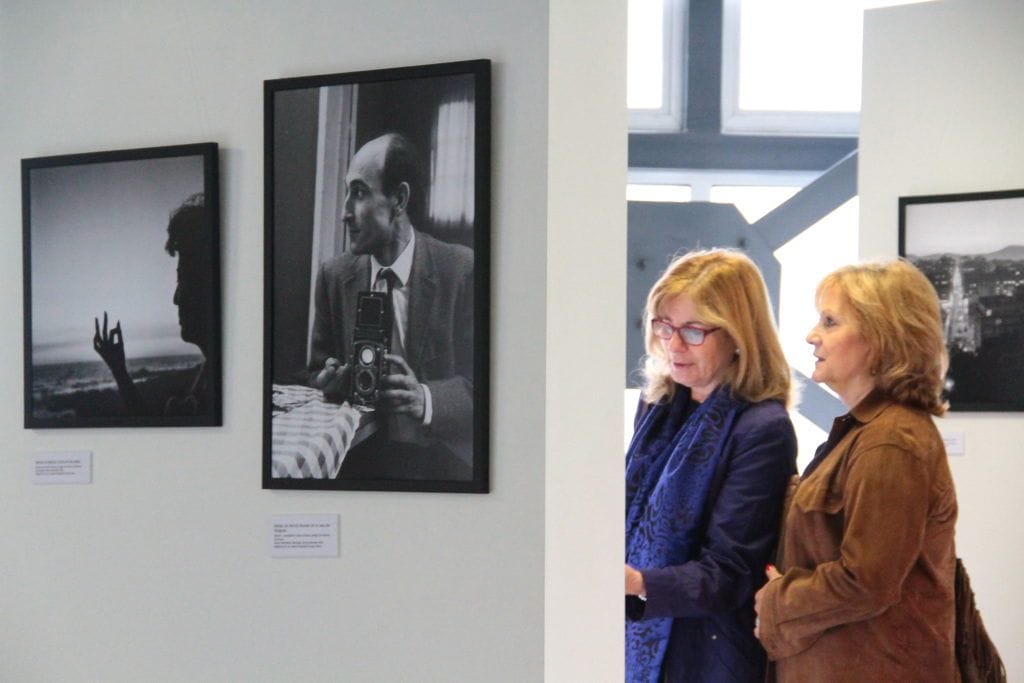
{"left": 625, "top": 385, "right": 747, "bottom": 682}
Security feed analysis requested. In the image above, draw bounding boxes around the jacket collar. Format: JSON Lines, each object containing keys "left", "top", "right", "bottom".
{"left": 849, "top": 388, "right": 893, "bottom": 424}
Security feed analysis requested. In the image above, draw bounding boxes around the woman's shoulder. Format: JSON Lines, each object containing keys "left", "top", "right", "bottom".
{"left": 729, "top": 398, "right": 796, "bottom": 452}
{"left": 736, "top": 398, "right": 793, "bottom": 429}
{"left": 856, "top": 401, "right": 944, "bottom": 460}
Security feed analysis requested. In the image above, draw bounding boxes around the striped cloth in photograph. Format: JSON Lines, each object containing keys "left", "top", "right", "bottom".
{"left": 271, "top": 384, "right": 368, "bottom": 479}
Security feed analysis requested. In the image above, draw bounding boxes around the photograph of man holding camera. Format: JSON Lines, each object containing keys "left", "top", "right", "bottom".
{"left": 307, "top": 132, "right": 475, "bottom": 482}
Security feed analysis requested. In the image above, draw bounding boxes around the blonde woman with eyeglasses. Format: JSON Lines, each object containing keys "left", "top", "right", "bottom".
{"left": 625, "top": 248, "right": 796, "bottom": 682}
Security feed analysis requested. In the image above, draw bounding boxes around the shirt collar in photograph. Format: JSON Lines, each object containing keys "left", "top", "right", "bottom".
{"left": 370, "top": 230, "right": 415, "bottom": 290}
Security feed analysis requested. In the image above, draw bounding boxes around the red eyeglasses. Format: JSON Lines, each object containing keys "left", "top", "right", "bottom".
{"left": 651, "top": 319, "right": 721, "bottom": 346}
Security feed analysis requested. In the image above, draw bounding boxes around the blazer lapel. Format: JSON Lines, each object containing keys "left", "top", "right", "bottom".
{"left": 407, "top": 234, "right": 436, "bottom": 370}
{"left": 340, "top": 256, "right": 369, "bottom": 357}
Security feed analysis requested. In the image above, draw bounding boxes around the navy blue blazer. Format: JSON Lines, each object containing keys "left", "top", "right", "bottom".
{"left": 628, "top": 389, "right": 797, "bottom": 681}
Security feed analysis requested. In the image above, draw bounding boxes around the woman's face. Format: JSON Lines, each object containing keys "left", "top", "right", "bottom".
{"left": 656, "top": 294, "right": 736, "bottom": 402}
{"left": 806, "top": 286, "right": 876, "bottom": 406}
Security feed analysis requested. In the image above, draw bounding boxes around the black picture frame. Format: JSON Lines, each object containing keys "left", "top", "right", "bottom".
{"left": 263, "top": 60, "right": 490, "bottom": 492}
{"left": 899, "top": 188, "right": 1024, "bottom": 412}
{"left": 22, "top": 143, "right": 222, "bottom": 428}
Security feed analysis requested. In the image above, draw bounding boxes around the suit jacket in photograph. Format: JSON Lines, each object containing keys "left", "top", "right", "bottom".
{"left": 309, "top": 229, "right": 474, "bottom": 454}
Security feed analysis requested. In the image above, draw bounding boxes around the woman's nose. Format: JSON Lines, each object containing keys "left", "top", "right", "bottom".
{"left": 667, "top": 330, "right": 688, "bottom": 351}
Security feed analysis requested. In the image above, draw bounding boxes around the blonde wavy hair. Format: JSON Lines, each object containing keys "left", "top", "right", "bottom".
{"left": 641, "top": 249, "right": 792, "bottom": 407}
{"left": 817, "top": 258, "right": 948, "bottom": 416}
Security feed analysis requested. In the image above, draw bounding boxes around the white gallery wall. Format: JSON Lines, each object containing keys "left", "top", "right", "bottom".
{"left": 0, "top": 2, "right": 626, "bottom": 681}
{"left": 860, "top": 0, "right": 1024, "bottom": 678}
{"left": 545, "top": 2, "right": 627, "bottom": 680}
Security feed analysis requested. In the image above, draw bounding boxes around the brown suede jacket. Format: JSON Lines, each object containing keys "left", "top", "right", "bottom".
{"left": 758, "top": 392, "right": 959, "bottom": 682}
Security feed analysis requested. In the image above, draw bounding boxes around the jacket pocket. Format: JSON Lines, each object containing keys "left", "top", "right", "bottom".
{"left": 792, "top": 476, "right": 843, "bottom": 515}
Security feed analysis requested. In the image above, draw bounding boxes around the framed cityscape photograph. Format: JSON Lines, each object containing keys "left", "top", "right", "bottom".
{"left": 899, "top": 188, "right": 1024, "bottom": 411}
{"left": 22, "top": 143, "right": 222, "bottom": 428}
{"left": 263, "top": 60, "right": 491, "bottom": 492}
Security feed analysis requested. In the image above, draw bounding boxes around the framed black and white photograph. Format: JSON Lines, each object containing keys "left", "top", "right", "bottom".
{"left": 899, "top": 188, "right": 1024, "bottom": 411}
{"left": 22, "top": 143, "right": 221, "bottom": 428}
{"left": 263, "top": 60, "right": 490, "bottom": 492}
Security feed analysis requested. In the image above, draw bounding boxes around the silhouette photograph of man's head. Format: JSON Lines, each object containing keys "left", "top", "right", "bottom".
{"left": 165, "top": 192, "right": 213, "bottom": 356}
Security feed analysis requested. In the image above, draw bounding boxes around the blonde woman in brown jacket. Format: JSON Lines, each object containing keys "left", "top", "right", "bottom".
{"left": 754, "top": 259, "right": 959, "bottom": 682}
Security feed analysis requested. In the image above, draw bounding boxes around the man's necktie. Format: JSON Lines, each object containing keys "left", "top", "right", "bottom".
{"left": 377, "top": 268, "right": 399, "bottom": 297}
{"left": 375, "top": 268, "right": 402, "bottom": 354}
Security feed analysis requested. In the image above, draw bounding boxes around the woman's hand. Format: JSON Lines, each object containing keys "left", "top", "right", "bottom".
{"left": 92, "top": 311, "right": 147, "bottom": 415}
{"left": 625, "top": 563, "right": 646, "bottom": 597}
{"left": 754, "top": 563, "right": 782, "bottom": 639}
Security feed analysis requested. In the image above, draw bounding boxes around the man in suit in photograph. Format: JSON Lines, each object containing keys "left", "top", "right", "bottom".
{"left": 308, "top": 132, "right": 474, "bottom": 481}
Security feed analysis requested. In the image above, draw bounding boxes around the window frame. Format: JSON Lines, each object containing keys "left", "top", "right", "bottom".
{"left": 628, "top": 0, "right": 687, "bottom": 133}
{"left": 628, "top": 167, "right": 818, "bottom": 201}
{"left": 719, "top": 0, "right": 860, "bottom": 137}
{"left": 628, "top": 0, "right": 857, "bottom": 170}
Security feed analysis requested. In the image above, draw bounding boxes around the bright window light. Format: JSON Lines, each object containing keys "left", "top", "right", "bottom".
{"left": 774, "top": 197, "right": 859, "bottom": 383}
{"left": 738, "top": 1, "right": 866, "bottom": 113}
{"left": 709, "top": 185, "right": 801, "bottom": 224}
{"left": 738, "top": 0, "right": 934, "bottom": 112}
{"left": 722, "top": 0, "right": 936, "bottom": 135}
{"left": 628, "top": 0, "right": 665, "bottom": 110}
{"left": 626, "top": 183, "right": 692, "bottom": 203}
{"left": 624, "top": 387, "right": 642, "bottom": 452}
{"left": 628, "top": 0, "right": 685, "bottom": 131}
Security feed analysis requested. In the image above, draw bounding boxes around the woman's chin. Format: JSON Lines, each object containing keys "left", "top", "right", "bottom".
{"left": 670, "top": 372, "right": 693, "bottom": 388}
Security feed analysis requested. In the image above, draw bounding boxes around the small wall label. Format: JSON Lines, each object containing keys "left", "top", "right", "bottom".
{"left": 942, "top": 432, "right": 965, "bottom": 456}
{"left": 33, "top": 451, "right": 92, "bottom": 484}
{"left": 269, "top": 514, "right": 339, "bottom": 558}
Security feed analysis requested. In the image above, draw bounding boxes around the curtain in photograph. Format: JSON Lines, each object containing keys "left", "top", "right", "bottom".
{"left": 428, "top": 94, "right": 475, "bottom": 239}
{"left": 307, "top": 83, "right": 358, "bottom": 362}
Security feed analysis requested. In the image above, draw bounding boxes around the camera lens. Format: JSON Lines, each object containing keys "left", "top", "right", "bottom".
{"left": 355, "top": 368, "right": 374, "bottom": 392}
{"left": 359, "top": 346, "right": 375, "bottom": 365}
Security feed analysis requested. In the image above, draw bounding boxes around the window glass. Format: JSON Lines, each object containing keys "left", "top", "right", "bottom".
{"left": 709, "top": 185, "right": 800, "bottom": 224}
{"left": 628, "top": 0, "right": 685, "bottom": 131}
{"left": 737, "top": 1, "right": 868, "bottom": 113}
{"left": 741, "top": 0, "right": 935, "bottom": 111}
{"left": 627, "top": 0, "right": 665, "bottom": 110}
{"left": 722, "top": 0, "right": 936, "bottom": 135}
{"left": 626, "top": 183, "right": 692, "bottom": 203}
